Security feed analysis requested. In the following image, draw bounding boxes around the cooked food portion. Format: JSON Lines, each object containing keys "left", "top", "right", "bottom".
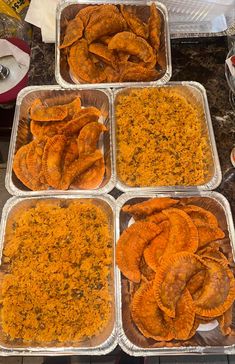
{"left": 13, "top": 97, "right": 107, "bottom": 191}
{"left": 60, "top": 3, "right": 164, "bottom": 83}
{"left": 1, "top": 200, "right": 113, "bottom": 343}
{"left": 115, "top": 87, "right": 212, "bottom": 187}
{"left": 117, "top": 197, "right": 235, "bottom": 342}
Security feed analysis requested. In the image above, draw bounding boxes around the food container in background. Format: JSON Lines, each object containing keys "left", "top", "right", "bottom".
{"left": 112, "top": 81, "right": 222, "bottom": 193}
{"left": 5, "top": 85, "right": 115, "bottom": 196}
{"left": 116, "top": 191, "right": 235, "bottom": 356}
{"left": 0, "top": 194, "right": 117, "bottom": 355}
{"left": 55, "top": 0, "right": 172, "bottom": 89}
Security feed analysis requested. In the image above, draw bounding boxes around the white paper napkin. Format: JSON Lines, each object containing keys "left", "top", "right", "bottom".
{"left": 25, "top": 0, "right": 59, "bottom": 43}
{"left": 0, "top": 39, "right": 30, "bottom": 68}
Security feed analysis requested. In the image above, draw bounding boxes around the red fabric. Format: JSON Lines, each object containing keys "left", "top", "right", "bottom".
{"left": 0, "top": 37, "right": 30, "bottom": 104}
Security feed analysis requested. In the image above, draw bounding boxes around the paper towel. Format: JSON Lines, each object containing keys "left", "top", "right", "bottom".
{"left": 25, "top": 0, "right": 59, "bottom": 43}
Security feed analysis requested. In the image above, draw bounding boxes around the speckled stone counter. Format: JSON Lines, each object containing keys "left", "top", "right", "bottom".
{"left": 28, "top": 29, "right": 235, "bottom": 217}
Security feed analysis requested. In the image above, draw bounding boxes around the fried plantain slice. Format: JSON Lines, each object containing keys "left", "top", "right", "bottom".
{"left": 131, "top": 282, "right": 173, "bottom": 341}
{"left": 13, "top": 143, "right": 46, "bottom": 190}
{"left": 108, "top": 31, "right": 155, "bottom": 65}
{"left": 148, "top": 3, "right": 161, "bottom": 52}
{"left": 143, "top": 220, "right": 170, "bottom": 272}
{"left": 77, "top": 121, "right": 107, "bottom": 156}
{"left": 26, "top": 137, "right": 48, "bottom": 185}
{"left": 84, "top": 7, "right": 127, "bottom": 44}
{"left": 60, "top": 107, "right": 101, "bottom": 137}
{"left": 30, "top": 120, "right": 68, "bottom": 138}
{"left": 180, "top": 205, "right": 218, "bottom": 227}
{"left": 71, "top": 157, "right": 105, "bottom": 190}
{"left": 218, "top": 305, "right": 233, "bottom": 336}
{"left": 187, "top": 270, "right": 206, "bottom": 297}
{"left": 42, "top": 135, "right": 67, "bottom": 189}
{"left": 68, "top": 39, "right": 107, "bottom": 84}
{"left": 122, "top": 197, "right": 179, "bottom": 218}
{"left": 197, "top": 222, "right": 225, "bottom": 248}
{"left": 171, "top": 289, "right": 195, "bottom": 340}
{"left": 89, "top": 43, "right": 118, "bottom": 68}
{"left": 30, "top": 98, "right": 68, "bottom": 121}
{"left": 194, "top": 258, "right": 235, "bottom": 318}
{"left": 116, "top": 221, "right": 162, "bottom": 283}
{"left": 153, "top": 252, "right": 206, "bottom": 318}
{"left": 76, "top": 5, "right": 99, "bottom": 27}
{"left": 161, "top": 208, "right": 199, "bottom": 257}
{"left": 60, "top": 16, "right": 84, "bottom": 49}
{"left": 120, "top": 5, "right": 148, "bottom": 39}
{"left": 60, "top": 150, "right": 103, "bottom": 190}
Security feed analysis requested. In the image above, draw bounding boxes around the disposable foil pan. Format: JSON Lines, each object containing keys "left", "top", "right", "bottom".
{"left": 116, "top": 191, "right": 235, "bottom": 356}
{"left": 5, "top": 85, "right": 115, "bottom": 196}
{"left": 0, "top": 194, "right": 117, "bottom": 355}
{"left": 55, "top": 0, "right": 172, "bottom": 89}
{"left": 112, "top": 81, "right": 222, "bottom": 192}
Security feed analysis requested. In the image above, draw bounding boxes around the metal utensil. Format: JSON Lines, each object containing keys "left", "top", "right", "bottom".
{"left": 0, "top": 64, "right": 10, "bottom": 80}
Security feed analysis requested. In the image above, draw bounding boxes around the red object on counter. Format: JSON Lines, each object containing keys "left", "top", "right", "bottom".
{"left": 0, "top": 37, "right": 30, "bottom": 104}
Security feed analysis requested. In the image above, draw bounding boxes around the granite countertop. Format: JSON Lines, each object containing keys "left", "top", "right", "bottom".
{"left": 29, "top": 30, "right": 235, "bottom": 218}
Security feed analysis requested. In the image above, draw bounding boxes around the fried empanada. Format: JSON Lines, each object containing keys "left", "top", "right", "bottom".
{"left": 63, "top": 138, "right": 79, "bottom": 168}
{"left": 148, "top": 3, "right": 161, "bottom": 52}
{"left": 120, "top": 5, "right": 148, "bottom": 39}
{"left": 89, "top": 43, "right": 118, "bottom": 68}
{"left": 153, "top": 252, "right": 206, "bottom": 317}
{"left": 143, "top": 220, "right": 170, "bottom": 272}
{"left": 85, "top": 9, "right": 127, "bottom": 44}
{"left": 99, "top": 35, "right": 112, "bottom": 45}
{"left": 60, "top": 107, "right": 101, "bottom": 137}
{"left": 60, "top": 16, "right": 84, "bottom": 49}
{"left": 13, "top": 143, "right": 47, "bottom": 190}
{"left": 76, "top": 5, "right": 99, "bottom": 27}
{"left": 194, "top": 258, "right": 235, "bottom": 318}
{"left": 161, "top": 208, "right": 199, "bottom": 257}
{"left": 140, "top": 257, "right": 156, "bottom": 282}
{"left": 103, "top": 65, "right": 120, "bottom": 82}
{"left": 180, "top": 205, "right": 218, "bottom": 227}
{"left": 30, "top": 120, "right": 68, "bottom": 138}
{"left": 26, "top": 137, "right": 48, "bottom": 185}
{"left": 116, "top": 221, "right": 162, "bottom": 283}
{"left": 42, "top": 135, "right": 67, "bottom": 189}
{"left": 218, "top": 305, "right": 233, "bottom": 336}
{"left": 30, "top": 98, "right": 68, "bottom": 121}
{"left": 122, "top": 197, "right": 179, "bottom": 218}
{"left": 131, "top": 282, "right": 173, "bottom": 341}
{"left": 65, "top": 97, "right": 82, "bottom": 119}
{"left": 68, "top": 39, "right": 107, "bottom": 84}
{"left": 172, "top": 289, "right": 195, "bottom": 340}
{"left": 119, "top": 62, "right": 159, "bottom": 82}
{"left": 60, "top": 150, "right": 103, "bottom": 190}
{"left": 187, "top": 270, "right": 206, "bottom": 297}
{"left": 108, "top": 31, "right": 155, "bottom": 65}
{"left": 197, "top": 222, "right": 225, "bottom": 248}
{"left": 146, "top": 211, "right": 168, "bottom": 224}
{"left": 198, "top": 246, "right": 229, "bottom": 265}
{"left": 71, "top": 157, "right": 105, "bottom": 190}
{"left": 77, "top": 122, "right": 107, "bottom": 156}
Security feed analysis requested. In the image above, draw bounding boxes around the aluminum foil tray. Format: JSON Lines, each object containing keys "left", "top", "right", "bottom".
{"left": 112, "top": 81, "right": 222, "bottom": 193}
{"left": 116, "top": 191, "right": 235, "bottom": 356}
{"left": 160, "top": 0, "right": 235, "bottom": 38}
{"left": 5, "top": 85, "right": 115, "bottom": 196}
{"left": 0, "top": 194, "right": 117, "bottom": 355}
{"left": 55, "top": 0, "right": 172, "bottom": 89}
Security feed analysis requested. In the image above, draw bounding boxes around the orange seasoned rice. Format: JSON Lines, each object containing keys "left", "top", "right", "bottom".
{"left": 115, "top": 87, "right": 212, "bottom": 186}
{"left": 1, "top": 200, "right": 113, "bottom": 344}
